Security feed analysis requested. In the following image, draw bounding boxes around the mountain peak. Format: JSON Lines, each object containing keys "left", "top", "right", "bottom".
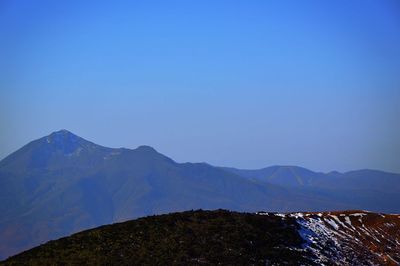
{"left": 49, "top": 129, "right": 76, "bottom": 137}
{"left": 136, "top": 145, "right": 157, "bottom": 153}
{"left": 43, "top": 129, "right": 99, "bottom": 156}
{"left": 47, "top": 129, "right": 80, "bottom": 144}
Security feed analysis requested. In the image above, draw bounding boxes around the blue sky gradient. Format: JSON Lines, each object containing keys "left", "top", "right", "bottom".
{"left": 1, "top": 0, "right": 399, "bottom": 172}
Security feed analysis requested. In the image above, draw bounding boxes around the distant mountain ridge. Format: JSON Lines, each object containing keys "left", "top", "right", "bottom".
{"left": 0, "top": 130, "right": 399, "bottom": 259}
{"left": 223, "top": 166, "right": 400, "bottom": 215}
{"left": 222, "top": 165, "right": 400, "bottom": 192}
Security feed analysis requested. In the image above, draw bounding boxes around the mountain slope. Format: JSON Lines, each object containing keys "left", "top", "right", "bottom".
{"left": 3, "top": 210, "right": 399, "bottom": 266}
{"left": 1, "top": 130, "right": 399, "bottom": 259}
{"left": 0, "top": 130, "right": 333, "bottom": 259}
{"left": 2, "top": 210, "right": 308, "bottom": 265}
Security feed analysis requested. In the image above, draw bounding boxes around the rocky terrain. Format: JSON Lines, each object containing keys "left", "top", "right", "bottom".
{"left": 259, "top": 210, "right": 400, "bottom": 265}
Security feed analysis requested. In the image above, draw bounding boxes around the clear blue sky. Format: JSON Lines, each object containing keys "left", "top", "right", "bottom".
{"left": 1, "top": 0, "right": 399, "bottom": 173}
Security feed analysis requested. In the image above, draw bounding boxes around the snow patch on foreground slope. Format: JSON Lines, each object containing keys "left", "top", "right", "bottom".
{"left": 257, "top": 211, "right": 400, "bottom": 265}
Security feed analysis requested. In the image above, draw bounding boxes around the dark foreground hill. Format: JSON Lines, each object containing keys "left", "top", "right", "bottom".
{"left": 2, "top": 210, "right": 399, "bottom": 266}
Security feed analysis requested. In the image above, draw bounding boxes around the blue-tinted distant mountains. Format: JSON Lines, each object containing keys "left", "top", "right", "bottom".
{"left": 0, "top": 130, "right": 399, "bottom": 259}
{"left": 223, "top": 166, "right": 400, "bottom": 213}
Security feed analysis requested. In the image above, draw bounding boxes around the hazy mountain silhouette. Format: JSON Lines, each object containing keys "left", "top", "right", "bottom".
{"left": 0, "top": 130, "right": 330, "bottom": 259}
{"left": 223, "top": 166, "right": 400, "bottom": 213}
{"left": 0, "top": 130, "right": 399, "bottom": 259}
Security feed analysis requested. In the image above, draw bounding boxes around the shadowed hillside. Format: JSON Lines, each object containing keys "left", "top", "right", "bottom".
{"left": 3, "top": 210, "right": 399, "bottom": 265}
{"left": 0, "top": 210, "right": 313, "bottom": 265}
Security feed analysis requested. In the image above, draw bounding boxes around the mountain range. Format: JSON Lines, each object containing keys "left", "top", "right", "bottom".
{"left": 0, "top": 130, "right": 399, "bottom": 259}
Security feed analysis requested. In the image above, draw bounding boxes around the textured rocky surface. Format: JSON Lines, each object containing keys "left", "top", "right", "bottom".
{"left": 259, "top": 210, "right": 400, "bottom": 265}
